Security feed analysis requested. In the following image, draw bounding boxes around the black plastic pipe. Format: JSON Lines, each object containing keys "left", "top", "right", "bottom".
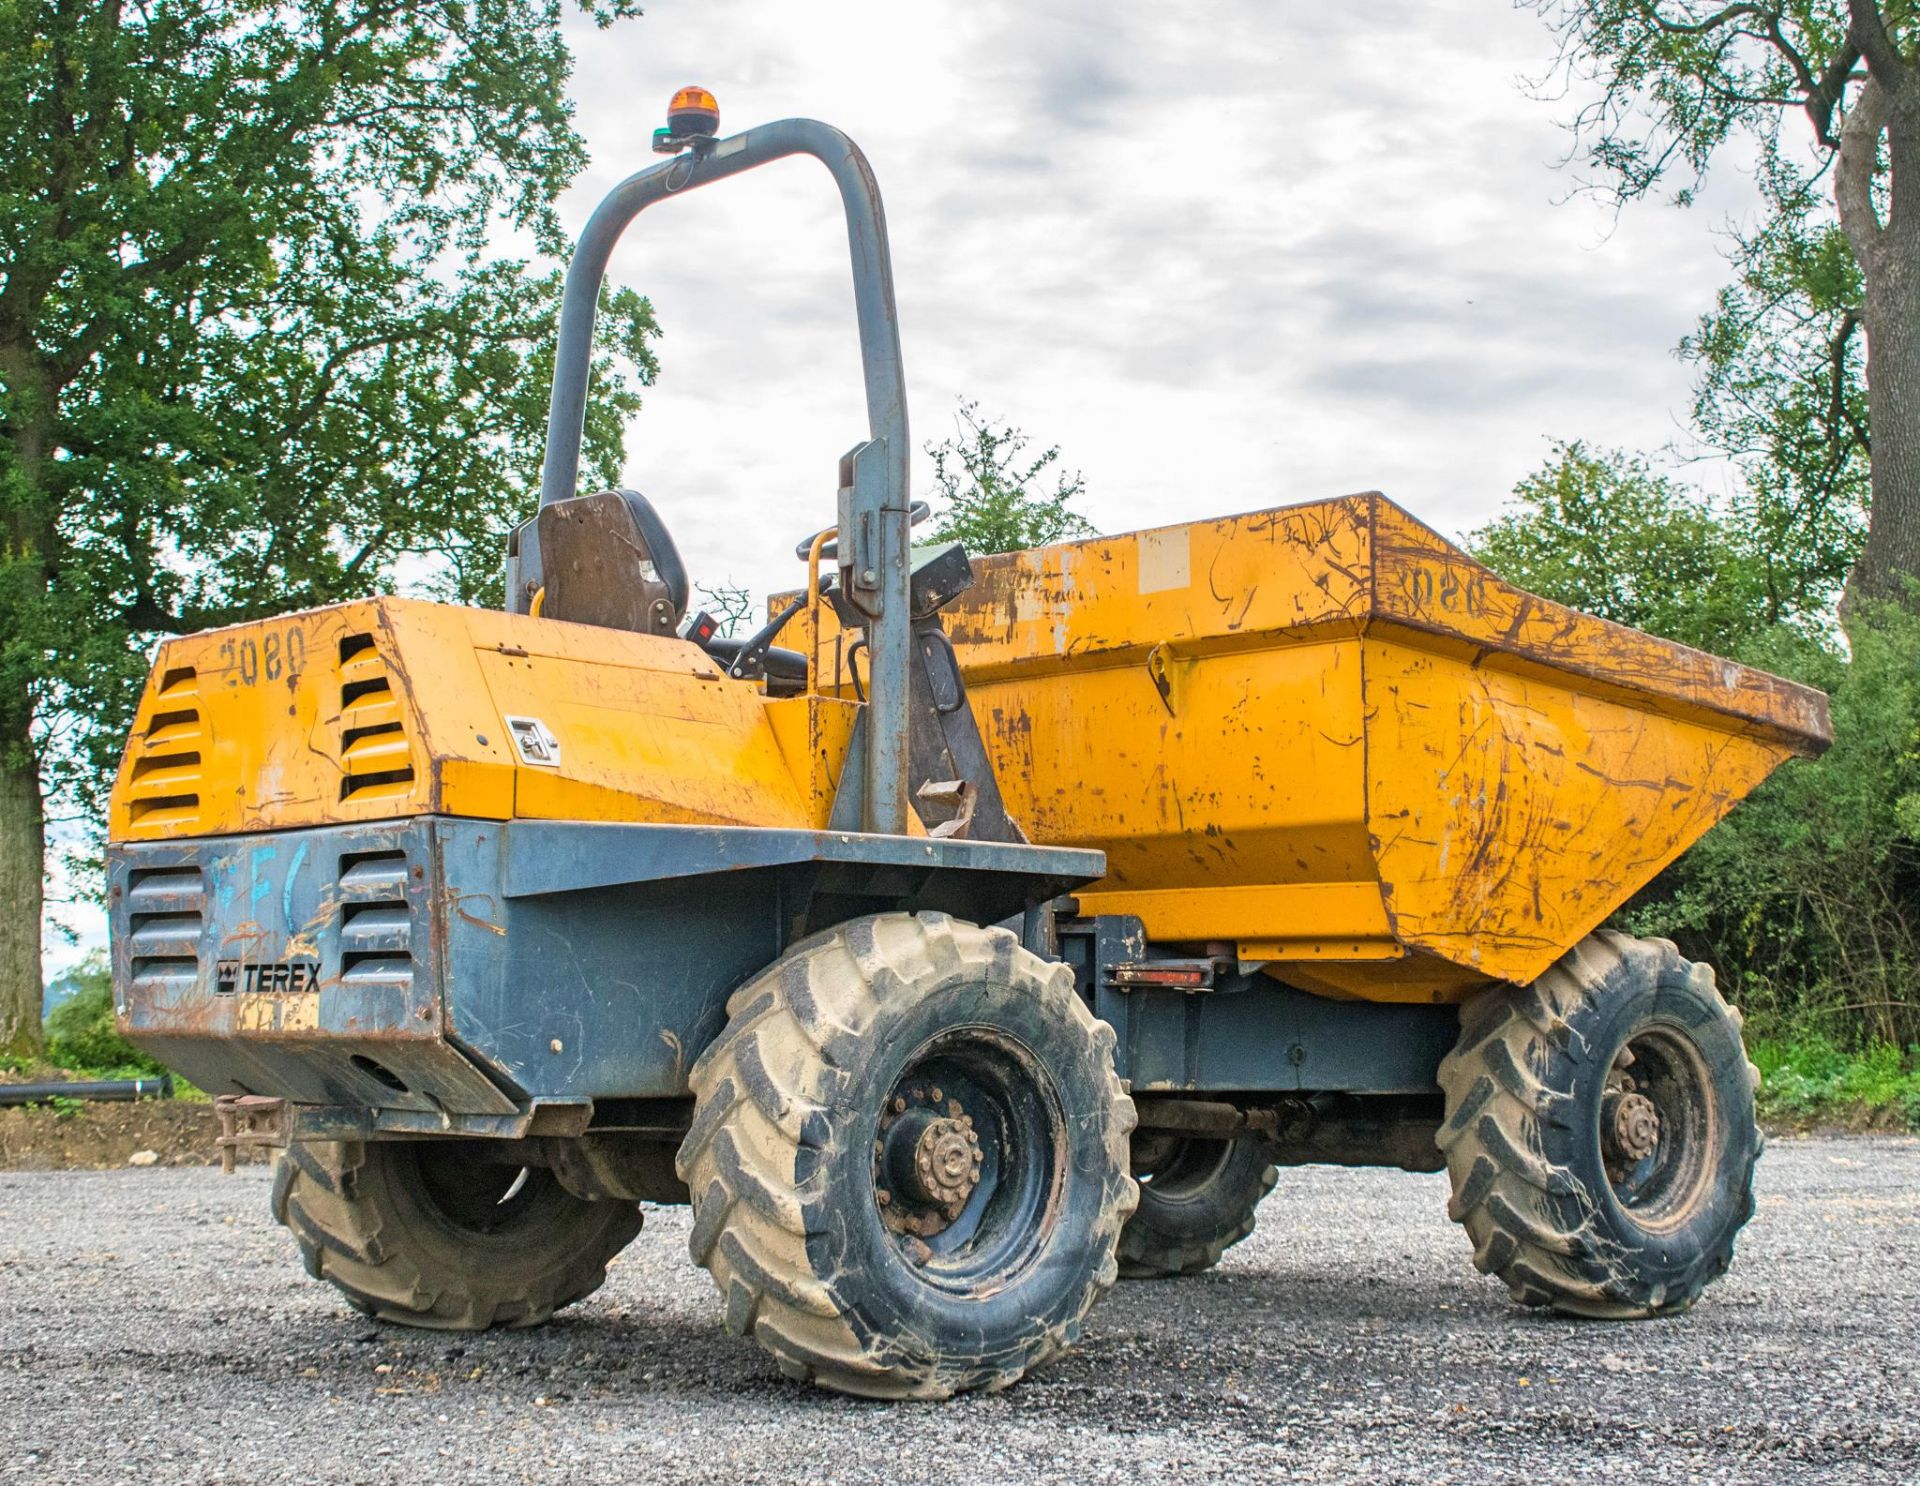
{"left": 0, "top": 1075, "right": 174, "bottom": 1106}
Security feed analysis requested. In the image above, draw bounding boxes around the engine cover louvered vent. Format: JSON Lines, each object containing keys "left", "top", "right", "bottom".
{"left": 338, "top": 634, "right": 417, "bottom": 802}
{"left": 126, "top": 667, "right": 203, "bottom": 831}
{"left": 126, "top": 865, "right": 204, "bottom": 993}
{"left": 337, "top": 849, "right": 414, "bottom": 991}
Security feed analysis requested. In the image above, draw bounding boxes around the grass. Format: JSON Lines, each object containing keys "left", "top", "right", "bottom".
{"left": 1750, "top": 1033, "right": 1920, "bottom": 1132}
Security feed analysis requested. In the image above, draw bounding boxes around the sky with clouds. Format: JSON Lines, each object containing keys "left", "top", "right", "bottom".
{"left": 47, "top": 1, "right": 1776, "bottom": 976}
{"left": 555, "top": 0, "right": 1765, "bottom": 610}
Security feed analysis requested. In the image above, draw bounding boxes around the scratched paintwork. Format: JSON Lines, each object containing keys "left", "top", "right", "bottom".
{"left": 919, "top": 492, "right": 1829, "bottom": 998}
{"left": 109, "top": 816, "right": 1101, "bottom": 1113}
{"left": 108, "top": 597, "right": 860, "bottom": 844}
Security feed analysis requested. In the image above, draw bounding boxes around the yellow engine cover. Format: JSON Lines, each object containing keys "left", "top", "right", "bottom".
{"left": 108, "top": 597, "right": 859, "bottom": 843}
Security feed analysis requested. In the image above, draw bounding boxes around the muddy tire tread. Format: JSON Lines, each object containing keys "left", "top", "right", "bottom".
{"left": 1116, "top": 1147, "right": 1278, "bottom": 1279}
{"left": 1435, "top": 930, "right": 1760, "bottom": 1319}
{"left": 273, "top": 1141, "right": 643, "bottom": 1331}
{"left": 678, "top": 911, "right": 1136, "bottom": 1399}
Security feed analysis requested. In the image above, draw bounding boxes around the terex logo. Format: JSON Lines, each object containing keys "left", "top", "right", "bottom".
{"left": 215, "top": 959, "right": 320, "bottom": 995}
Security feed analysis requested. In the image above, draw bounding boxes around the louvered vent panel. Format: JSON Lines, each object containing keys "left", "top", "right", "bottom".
{"left": 126, "top": 667, "right": 203, "bottom": 831}
{"left": 338, "top": 850, "right": 413, "bottom": 989}
{"left": 126, "top": 865, "right": 204, "bottom": 992}
{"left": 338, "top": 635, "right": 417, "bottom": 802}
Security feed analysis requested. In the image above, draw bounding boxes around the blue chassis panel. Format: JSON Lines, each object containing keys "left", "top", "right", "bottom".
{"left": 110, "top": 817, "right": 1456, "bottom": 1129}
{"left": 110, "top": 817, "right": 1101, "bottom": 1120}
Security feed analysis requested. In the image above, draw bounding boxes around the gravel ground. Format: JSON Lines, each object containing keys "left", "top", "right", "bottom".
{"left": 0, "top": 1135, "right": 1914, "bottom": 1486}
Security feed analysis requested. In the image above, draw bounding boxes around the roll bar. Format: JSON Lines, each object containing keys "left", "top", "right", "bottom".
{"left": 535, "top": 118, "right": 913, "bottom": 836}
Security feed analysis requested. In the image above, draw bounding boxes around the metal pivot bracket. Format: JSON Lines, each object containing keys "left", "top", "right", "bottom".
{"left": 213, "top": 1094, "right": 288, "bottom": 1173}
{"left": 836, "top": 438, "right": 892, "bottom": 619}
{"left": 917, "top": 778, "right": 978, "bottom": 839}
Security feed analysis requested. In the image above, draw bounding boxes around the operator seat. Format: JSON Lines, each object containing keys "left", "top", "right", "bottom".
{"left": 513, "top": 488, "right": 811, "bottom": 692}
{"left": 530, "top": 488, "right": 689, "bottom": 637}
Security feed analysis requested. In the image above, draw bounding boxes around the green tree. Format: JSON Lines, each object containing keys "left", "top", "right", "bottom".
{"left": 1527, "top": 2, "right": 1918, "bottom": 608}
{"left": 925, "top": 401, "right": 1095, "bottom": 555}
{"left": 1681, "top": 155, "right": 1871, "bottom": 602}
{"left": 695, "top": 582, "right": 758, "bottom": 638}
{"left": 0, "top": 0, "right": 658, "bottom": 1054}
{"left": 42, "top": 951, "right": 160, "bottom": 1074}
{"left": 1468, "top": 441, "right": 1797, "bottom": 653}
{"left": 1624, "top": 607, "right": 1920, "bottom": 1047}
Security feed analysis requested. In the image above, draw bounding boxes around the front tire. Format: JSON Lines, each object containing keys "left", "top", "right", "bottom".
{"left": 1436, "top": 931, "right": 1761, "bottom": 1318}
{"left": 676, "top": 911, "right": 1137, "bottom": 1399}
{"left": 271, "top": 1140, "right": 644, "bottom": 1329}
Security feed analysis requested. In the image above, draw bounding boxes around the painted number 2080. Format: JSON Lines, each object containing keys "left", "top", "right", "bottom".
{"left": 220, "top": 626, "right": 307, "bottom": 686}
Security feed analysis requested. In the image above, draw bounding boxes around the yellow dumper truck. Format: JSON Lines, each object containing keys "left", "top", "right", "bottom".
{"left": 107, "top": 96, "right": 1829, "bottom": 1399}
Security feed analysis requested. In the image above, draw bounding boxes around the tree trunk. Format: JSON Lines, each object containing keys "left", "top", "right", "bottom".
{"left": 0, "top": 704, "right": 46, "bottom": 1059}
{"left": 1850, "top": 219, "right": 1920, "bottom": 608}
{"left": 1841, "top": 74, "right": 1920, "bottom": 610}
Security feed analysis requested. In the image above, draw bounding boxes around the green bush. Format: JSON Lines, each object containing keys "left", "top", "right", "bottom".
{"left": 1621, "top": 602, "right": 1920, "bottom": 1049}
{"left": 1751, "top": 1035, "right": 1920, "bottom": 1128}
{"left": 42, "top": 959, "right": 165, "bottom": 1077}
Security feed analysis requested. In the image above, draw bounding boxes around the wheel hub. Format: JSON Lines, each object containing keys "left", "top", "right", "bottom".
{"left": 875, "top": 1086, "right": 983, "bottom": 1238}
{"left": 907, "top": 1116, "right": 980, "bottom": 1205}
{"left": 1602, "top": 1078, "right": 1662, "bottom": 1166}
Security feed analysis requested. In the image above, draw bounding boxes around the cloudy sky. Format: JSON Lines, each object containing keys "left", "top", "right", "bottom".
{"left": 48, "top": 1, "right": 1776, "bottom": 975}
{"left": 555, "top": 0, "right": 1765, "bottom": 609}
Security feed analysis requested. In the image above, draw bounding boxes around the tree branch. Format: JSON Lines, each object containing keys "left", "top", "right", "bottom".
{"left": 1804, "top": 37, "right": 1864, "bottom": 148}
{"left": 1639, "top": 2, "right": 1770, "bottom": 39}
{"left": 1847, "top": 0, "right": 1907, "bottom": 90}
{"left": 1835, "top": 76, "right": 1889, "bottom": 259}
{"left": 1825, "top": 308, "right": 1869, "bottom": 455}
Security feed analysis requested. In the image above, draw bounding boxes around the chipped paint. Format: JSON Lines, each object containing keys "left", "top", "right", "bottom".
{"left": 934, "top": 492, "right": 1829, "bottom": 998}
{"left": 108, "top": 596, "right": 855, "bottom": 846}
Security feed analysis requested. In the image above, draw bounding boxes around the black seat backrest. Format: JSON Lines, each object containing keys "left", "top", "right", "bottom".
{"left": 532, "top": 489, "right": 690, "bottom": 637}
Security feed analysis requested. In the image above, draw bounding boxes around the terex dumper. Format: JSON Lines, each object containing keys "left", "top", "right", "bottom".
{"left": 107, "top": 94, "right": 1831, "bottom": 1400}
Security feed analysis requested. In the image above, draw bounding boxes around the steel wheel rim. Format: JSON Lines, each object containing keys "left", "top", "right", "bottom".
{"left": 870, "top": 1026, "right": 1063, "bottom": 1294}
{"left": 1132, "top": 1137, "right": 1235, "bottom": 1202}
{"left": 1600, "top": 1022, "right": 1721, "bottom": 1234}
{"left": 411, "top": 1143, "right": 545, "bottom": 1236}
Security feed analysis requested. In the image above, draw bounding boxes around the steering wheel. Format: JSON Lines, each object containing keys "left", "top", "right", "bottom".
{"left": 793, "top": 500, "right": 933, "bottom": 561}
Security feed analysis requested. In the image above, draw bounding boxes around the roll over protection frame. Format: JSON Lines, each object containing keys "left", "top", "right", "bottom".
{"left": 536, "top": 119, "right": 913, "bottom": 836}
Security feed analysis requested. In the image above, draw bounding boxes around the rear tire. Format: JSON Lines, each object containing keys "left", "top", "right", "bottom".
{"left": 1117, "top": 1135, "right": 1277, "bottom": 1278}
{"left": 1436, "top": 931, "right": 1761, "bottom": 1318}
{"left": 271, "top": 1140, "right": 643, "bottom": 1329}
{"left": 677, "top": 911, "right": 1137, "bottom": 1399}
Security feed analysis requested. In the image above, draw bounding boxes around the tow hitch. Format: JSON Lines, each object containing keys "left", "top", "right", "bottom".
{"left": 213, "top": 1095, "right": 288, "bottom": 1173}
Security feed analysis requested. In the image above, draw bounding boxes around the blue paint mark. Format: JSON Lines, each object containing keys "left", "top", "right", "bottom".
{"left": 283, "top": 841, "right": 310, "bottom": 926}
{"left": 250, "top": 843, "right": 280, "bottom": 908}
